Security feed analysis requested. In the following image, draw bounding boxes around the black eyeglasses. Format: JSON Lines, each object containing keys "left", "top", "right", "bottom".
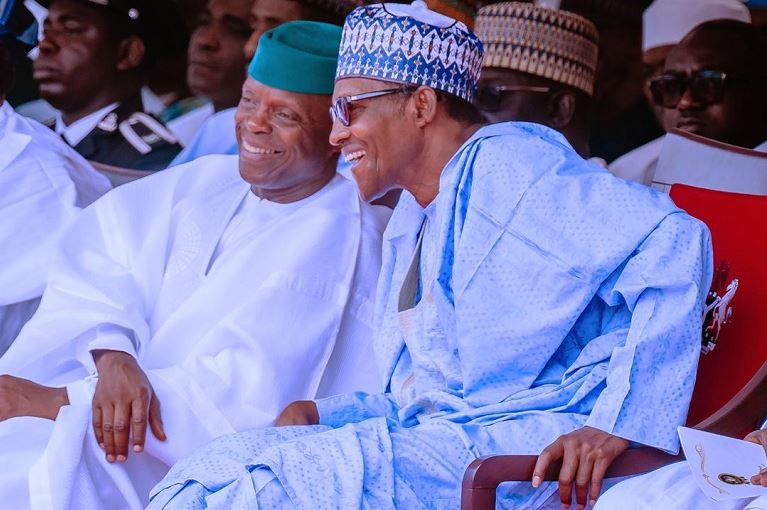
{"left": 474, "top": 84, "right": 552, "bottom": 112}
{"left": 649, "top": 70, "right": 730, "bottom": 109}
{"left": 329, "top": 87, "right": 411, "bottom": 126}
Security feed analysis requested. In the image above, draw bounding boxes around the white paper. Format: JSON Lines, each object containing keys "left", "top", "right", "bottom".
{"left": 678, "top": 426, "right": 767, "bottom": 501}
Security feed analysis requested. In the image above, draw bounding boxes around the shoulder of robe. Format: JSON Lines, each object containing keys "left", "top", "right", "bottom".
{"left": 73, "top": 95, "right": 183, "bottom": 172}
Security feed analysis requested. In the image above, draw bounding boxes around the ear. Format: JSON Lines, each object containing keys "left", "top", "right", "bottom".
{"left": 411, "top": 86, "right": 439, "bottom": 128}
{"left": 548, "top": 90, "right": 576, "bottom": 129}
{"left": 116, "top": 36, "right": 145, "bottom": 72}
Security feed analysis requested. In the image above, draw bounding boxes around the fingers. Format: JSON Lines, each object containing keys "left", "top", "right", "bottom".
{"left": 558, "top": 449, "right": 579, "bottom": 509}
{"left": 589, "top": 456, "right": 611, "bottom": 508}
{"left": 148, "top": 394, "right": 166, "bottom": 442}
{"left": 92, "top": 405, "right": 104, "bottom": 449}
{"left": 101, "top": 403, "right": 116, "bottom": 463}
{"left": 113, "top": 404, "right": 130, "bottom": 462}
{"left": 131, "top": 396, "right": 148, "bottom": 453}
{"left": 573, "top": 453, "right": 595, "bottom": 509}
{"left": 533, "top": 439, "right": 563, "bottom": 488}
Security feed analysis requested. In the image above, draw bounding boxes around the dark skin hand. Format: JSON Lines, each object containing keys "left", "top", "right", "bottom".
{"left": 532, "top": 426, "right": 629, "bottom": 510}
{"left": 0, "top": 374, "right": 69, "bottom": 421}
{"left": 747, "top": 429, "right": 767, "bottom": 486}
{"left": 275, "top": 400, "right": 319, "bottom": 427}
{"left": 92, "top": 350, "right": 166, "bottom": 463}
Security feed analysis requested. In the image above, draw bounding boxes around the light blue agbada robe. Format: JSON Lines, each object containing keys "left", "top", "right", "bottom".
{"left": 168, "top": 108, "right": 237, "bottom": 167}
{"left": 148, "top": 123, "right": 713, "bottom": 509}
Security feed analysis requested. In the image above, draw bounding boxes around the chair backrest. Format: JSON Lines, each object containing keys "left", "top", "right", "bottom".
{"left": 654, "top": 130, "right": 767, "bottom": 194}
{"left": 670, "top": 184, "right": 767, "bottom": 427}
{"left": 90, "top": 160, "right": 151, "bottom": 187}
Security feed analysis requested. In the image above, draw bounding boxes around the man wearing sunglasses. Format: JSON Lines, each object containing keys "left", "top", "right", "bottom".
{"left": 611, "top": 18, "right": 767, "bottom": 186}
{"left": 149, "top": 3, "right": 711, "bottom": 510}
{"left": 473, "top": 2, "right": 599, "bottom": 159}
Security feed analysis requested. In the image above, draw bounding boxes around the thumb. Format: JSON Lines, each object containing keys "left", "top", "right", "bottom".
{"left": 148, "top": 394, "right": 167, "bottom": 442}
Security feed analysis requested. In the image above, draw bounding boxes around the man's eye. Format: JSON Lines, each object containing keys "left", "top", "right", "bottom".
{"left": 274, "top": 110, "right": 298, "bottom": 122}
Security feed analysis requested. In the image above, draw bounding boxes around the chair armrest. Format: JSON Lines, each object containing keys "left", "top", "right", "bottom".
{"left": 461, "top": 448, "right": 682, "bottom": 510}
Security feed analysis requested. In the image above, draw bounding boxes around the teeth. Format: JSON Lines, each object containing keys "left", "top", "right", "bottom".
{"left": 242, "top": 140, "right": 277, "bottom": 155}
{"left": 344, "top": 150, "right": 365, "bottom": 163}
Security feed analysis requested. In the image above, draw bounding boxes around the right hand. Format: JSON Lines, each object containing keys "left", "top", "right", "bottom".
{"left": 92, "top": 350, "right": 166, "bottom": 463}
{"left": 747, "top": 429, "right": 767, "bottom": 486}
{"left": 275, "top": 400, "right": 319, "bottom": 426}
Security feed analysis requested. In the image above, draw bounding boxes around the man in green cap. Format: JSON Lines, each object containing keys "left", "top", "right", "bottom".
{"left": 0, "top": 20, "right": 388, "bottom": 509}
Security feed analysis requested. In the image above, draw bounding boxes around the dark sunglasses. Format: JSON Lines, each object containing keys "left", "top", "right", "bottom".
{"left": 474, "top": 84, "right": 552, "bottom": 112}
{"left": 648, "top": 70, "right": 729, "bottom": 109}
{"left": 329, "top": 87, "right": 411, "bottom": 126}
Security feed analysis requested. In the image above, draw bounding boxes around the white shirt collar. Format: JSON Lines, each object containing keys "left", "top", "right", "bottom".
{"left": 754, "top": 140, "right": 767, "bottom": 153}
{"left": 55, "top": 102, "right": 119, "bottom": 146}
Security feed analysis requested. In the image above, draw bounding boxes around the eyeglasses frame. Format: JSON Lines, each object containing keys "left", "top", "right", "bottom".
{"left": 330, "top": 87, "right": 413, "bottom": 127}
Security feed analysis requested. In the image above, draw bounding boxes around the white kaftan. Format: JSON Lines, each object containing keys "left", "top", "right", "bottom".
{"left": 0, "top": 155, "right": 388, "bottom": 509}
{"left": 0, "top": 101, "right": 111, "bottom": 355}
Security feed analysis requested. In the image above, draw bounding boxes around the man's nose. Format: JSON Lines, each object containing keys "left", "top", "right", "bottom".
{"left": 676, "top": 84, "right": 704, "bottom": 111}
{"left": 193, "top": 24, "right": 220, "bottom": 52}
{"left": 329, "top": 118, "right": 350, "bottom": 147}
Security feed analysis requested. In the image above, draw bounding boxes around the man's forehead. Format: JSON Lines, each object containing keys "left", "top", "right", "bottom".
{"left": 332, "top": 77, "right": 399, "bottom": 98}
{"left": 206, "top": 0, "right": 251, "bottom": 18}
{"left": 665, "top": 43, "right": 733, "bottom": 73}
{"left": 251, "top": 0, "right": 303, "bottom": 21}
{"left": 47, "top": 0, "right": 103, "bottom": 20}
{"left": 245, "top": 77, "right": 326, "bottom": 106}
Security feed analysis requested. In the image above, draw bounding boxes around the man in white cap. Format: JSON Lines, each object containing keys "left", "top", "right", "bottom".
{"left": 149, "top": 2, "right": 712, "bottom": 509}
{"left": 610, "top": 0, "right": 752, "bottom": 184}
{"left": 0, "top": 21, "right": 387, "bottom": 509}
{"left": 473, "top": 1, "right": 599, "bottom": 158}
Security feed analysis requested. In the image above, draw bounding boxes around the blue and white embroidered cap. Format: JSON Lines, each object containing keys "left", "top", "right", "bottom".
{"left": 336, "top": 0, "right": 484, "bottom": 102}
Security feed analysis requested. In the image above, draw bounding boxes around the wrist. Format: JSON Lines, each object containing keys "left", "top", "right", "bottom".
{"left": 93, "top": 349, "right": 134, "bottom": 368}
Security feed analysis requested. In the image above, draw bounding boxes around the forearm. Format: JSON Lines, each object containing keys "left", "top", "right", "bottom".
{"left": 315, "top": 391, "right": 400, "bottom": 427}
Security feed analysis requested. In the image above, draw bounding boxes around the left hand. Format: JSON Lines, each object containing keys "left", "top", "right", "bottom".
{"left": 532, "top": 426, "right": 629, "bottom": 509}
{"left": 746, "top": 429, "right": 767, "bottom": 486}
{"left": 0, "top": 374, "right": 69, "bottom": 421}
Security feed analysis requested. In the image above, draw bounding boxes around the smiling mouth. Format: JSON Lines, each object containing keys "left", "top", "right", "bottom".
{"left": 344, "top": 150, "right": 366, "bottom": 164}
{"left": 242, "top": 140, "right": 280, "bottom": 155}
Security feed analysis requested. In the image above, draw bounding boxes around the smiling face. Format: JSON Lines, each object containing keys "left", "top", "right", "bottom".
{"left": 33, "top": 0, "right": 127, "bottom": 114}
{"left": 329, "top": 77, "right": 422, "bottom": 202}
{"left": 187, "top": 0, "right": 253, "bottom": 110}
{"left": 662, "top": 29, "right": 766, "bottom": 147}
{"left": 235, "top": 77, "right": 337, "bottom": 202}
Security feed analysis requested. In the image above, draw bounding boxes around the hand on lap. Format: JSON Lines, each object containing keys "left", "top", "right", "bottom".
{"left": 275, "top": 400, "right": 319, "bottom": 426}
{"left": 746, "top": 429, "right": 767, "bottom": 486}
{"left": 92, "top": 350, "right": 166, "bottom": 463}
{"left": 532, "top": 426, "right": 629, "bottom": 509}
{"left": 0, "top": 374, "right": 68, "bottom": 421}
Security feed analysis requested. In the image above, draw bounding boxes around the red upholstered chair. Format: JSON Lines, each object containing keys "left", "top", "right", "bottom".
{"left": 461, "top": 184, "right": 767, "bottom": 510}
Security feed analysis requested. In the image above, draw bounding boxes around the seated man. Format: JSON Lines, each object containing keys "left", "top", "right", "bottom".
{"left": 595, "top": 428, "right": 767, "bottom": 509}
{"left": 474, "top": 1, "right": 599, "bottom": 159}
{"left": 170, "top": 0, "right": 356, "bottom": 166}
{"left": 0, "top": 21, "right": 388, "bottom": 509}
{"left": 0, "top": 37, "right": 111, "bottom": 355}
{"left": 33, "top": 0, "right": 183, "bottom": 171}
{"left": 611, "top": 16, "right": 764, "bottom": 185}
{"left": 149, "top": 3, "right": 712, "bottom": 510}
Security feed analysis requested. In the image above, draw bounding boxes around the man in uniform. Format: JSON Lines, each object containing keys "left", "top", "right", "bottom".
{"left": 34, "top": 0, "right": 183, "bottom": 171}
{"left": 0, "top": 21, "right": 387, "bottom": 509}
{"left": 150, "top": 3, "right": 712, "bottom": 509}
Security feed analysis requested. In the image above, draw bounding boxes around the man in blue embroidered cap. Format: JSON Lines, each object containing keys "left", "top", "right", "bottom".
{"left": 149, "top": 2, "right": 711, "bottom": 509}
{"left": 0, "top": 20, "right": 387, "bottom": 509}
